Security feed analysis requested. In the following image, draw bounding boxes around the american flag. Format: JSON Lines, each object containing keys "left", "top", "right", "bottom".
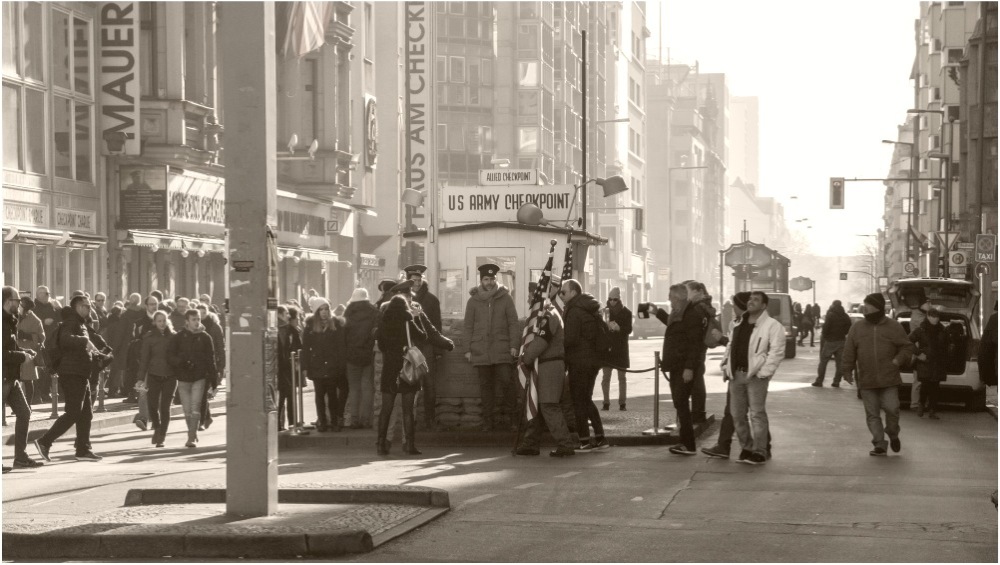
{"left": 517, "top": 243, "right": 557, "bottom": 421}
{"left": 561, "top": 240, "right": 574, "bottom": 282}
{"left": 281, "top": 2, "right": 335, "bottom": 59}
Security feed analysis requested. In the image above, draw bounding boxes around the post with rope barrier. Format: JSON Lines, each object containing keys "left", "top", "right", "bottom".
{"left": 290, "top": 350, "right": 310, "bottom": 435}
{"left": 48, "top": 374, "right": 59, "bottom": 419}
{"left": 94, "top": 369, "right": 108, "bottom": 413}
{"left": 642, "top": 351, "right": 674, "bottom": 435}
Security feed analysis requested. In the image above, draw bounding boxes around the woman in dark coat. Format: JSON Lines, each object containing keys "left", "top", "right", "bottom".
{"left": 300, "top": 299, "right": 348, "bottom": 432}
{"left": 908, "top": 308, "right": 948, "bottom": 419}
{"left": 600, "top": 288, "right": 632, "bottom": 411}
{"left": 102, "top": 305, "right": 130, "bottom": 397}
{"left": 276, "top": 305, "right": 302, "bottom": 431}
{"left": 375, "top": 295, "right": 427, "bottom": 456}
{"left": 139, "top": 311, "right": 176, "bottom": 447}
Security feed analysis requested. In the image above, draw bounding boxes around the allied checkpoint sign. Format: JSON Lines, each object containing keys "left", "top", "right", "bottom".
{"left": 442, "top": 185, "right": 575, "bottom": 224}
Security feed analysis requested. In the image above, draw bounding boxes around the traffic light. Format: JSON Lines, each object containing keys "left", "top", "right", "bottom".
{"left": 839, "top": 272, "right": 848, "bottom": 280}
{"left": 830, "top": 177, "right": 845, "bottom": 209}
{"left": 937, "top": 256, "right": 948, "bottom": 277}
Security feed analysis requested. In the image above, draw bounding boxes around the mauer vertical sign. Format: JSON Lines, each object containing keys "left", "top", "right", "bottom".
{"left": 99, "top": 2, "right": 140, "bottom": 155}
{"left": 404, "top": 2, "right": 430, "bottom": 231}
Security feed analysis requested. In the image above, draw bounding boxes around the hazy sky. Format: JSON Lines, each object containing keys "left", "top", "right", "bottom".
{"left": 650, "top": 0, "right": 918, "bottom": 258}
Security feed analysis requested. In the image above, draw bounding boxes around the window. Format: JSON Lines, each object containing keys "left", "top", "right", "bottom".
{"left": 947, "top": 48, "right": 964, "bottom": 64}
{"left": 482, "top": 126, "right": 493, "bottom": 153}
{"left": 2, "top": 3, "right": 19, "bottom": 76}
{"left": 52, "top": 10, "right": 72, "bottom": 90}
{"left": 469, "top": 59, "right": 480, "bottom": 85}
{"left": 300, "top": 59, "right": 317, "bottom": 145}
{"left": 449, "top": 1, "right": 465, "bottom": 15}
{"left": 518, "top": 90, "right": 539, "bottom": 116}
{"left": 518, "top": 60, "right": 539, "bottom": 87}
{"left": 448, "top": 84, "right": 465, "bottom": 105}
{"left": 140, "top": 2, "right": 157, "bottom": 96}
{"left": 436, "top": 56, "right": 447, "bottom": 81}
{"left": 450, "top": 56, "right": 465, "bottom": 83}
{"left": 73, "top": 17, "right": 90, "bottom": 95}
{"left": 519, "top": 1, "right": 538, "bottom": 19}
{"left": 517, "top": 24, "right": 539, "bottom": 55}
{"left": 23, "top": 3, "right": 44, "bottom": 82}
{"left": 448, "top": 16, "right": 464, "bottom": 37}
{"left": 518, "top": 126, "right": 539, "bottom": 153}
{"left": 3, "top": 85, "right": 21, "bottom": 170}
{"left": 436, "top": 124, "right": 447, "bottom": 149}
{"left": 469, "top": 87, "right": 480, "bottom": 105}
{"left": 482, "top": 58, "right": 493, "bottom": 85}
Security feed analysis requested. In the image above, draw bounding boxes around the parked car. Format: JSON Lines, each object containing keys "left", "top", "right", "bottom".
{"left": 763, "top": 292, "right": 797, "bottom": 358}
{"left": 630, "top": 302, "right": 669, "bottom": 339}
{"left": 887, "top": 277, "right": 984, "bottom": 411}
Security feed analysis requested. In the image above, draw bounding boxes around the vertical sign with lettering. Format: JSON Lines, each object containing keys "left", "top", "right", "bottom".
{"left": 99, "top": 2, "right": 140, "bottom": 155}
{"left": 404, "top": 2, "right": 432, "bottom": 231}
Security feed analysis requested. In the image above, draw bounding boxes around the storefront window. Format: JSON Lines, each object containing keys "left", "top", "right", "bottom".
{"left": 52, "top": 10, "right": 72, "bottom": 90}
{"left": 3, "top": 243, "right": 15, "bottom": 286}
{"left": 2, "top": 85, "right": 21, "bottom": 170}
{"left": 23, "top": 3, "right": 44, "bottom": 83}
{"left": 53, "top": 95, "right": 72, "bottom": 178}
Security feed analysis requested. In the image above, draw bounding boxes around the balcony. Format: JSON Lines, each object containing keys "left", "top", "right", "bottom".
{"left": 139, "top": 99, "right": 220, "bottom": 169}
{"left": 278, "top": 148, "right": 356, "bottom": 202}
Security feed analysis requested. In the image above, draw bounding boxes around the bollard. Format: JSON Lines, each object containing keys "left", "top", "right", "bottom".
{"left": 291, "top": 351, "right": 310, "bottom": 435}
{"left": 48, "top": 373, "right": 60, "bottom": 419}
{"left": 642, "top": 351, "right": 674, "bottom": 436}
{"left": 94, "top": 369, "right": 108, "bottom": 413}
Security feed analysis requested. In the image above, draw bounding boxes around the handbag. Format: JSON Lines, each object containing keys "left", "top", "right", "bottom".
{"left": 398, "top": 322, "right": 429, "bottom": 386}
{"left": 20, "top": 355, "right": 39, "bottom": 382}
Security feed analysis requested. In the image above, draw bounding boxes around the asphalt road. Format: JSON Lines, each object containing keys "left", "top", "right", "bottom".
{"left": 3, "top": 340, "right": 996, "bottom": 562}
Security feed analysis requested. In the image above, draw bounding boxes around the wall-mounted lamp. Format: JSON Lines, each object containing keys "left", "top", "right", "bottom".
{"left": 197, "top": 250, "right": 206, "bottom": 258}
{"left": 102, "top": 131, "right": 131, "bottom": 155}
{"left": 180, "top": 249, "right": 190, "bottom": 258}
{"left": 150, "top": 244, "right": 159, "bottom": 253}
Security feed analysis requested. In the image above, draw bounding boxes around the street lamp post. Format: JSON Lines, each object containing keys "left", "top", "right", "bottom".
{"left": 667, "top": 165, "right": 706, "bottom": 283}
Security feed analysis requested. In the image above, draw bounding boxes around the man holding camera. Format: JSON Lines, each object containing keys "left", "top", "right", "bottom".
{"left": 647, "top": 284, "right": 707, "bottom": 456}
{"left": 35, "top": 295, "right": 105, "bottom": 463}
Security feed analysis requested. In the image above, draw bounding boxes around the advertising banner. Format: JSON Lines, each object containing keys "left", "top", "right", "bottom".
{"left": 404, "top": 1, "right": 431, "bottom": 231}
{"left": 99, "top": 2, "right": 141, "bottom": 155}
{"left": 442, "top": 185, "right": 576, "bottom": 224}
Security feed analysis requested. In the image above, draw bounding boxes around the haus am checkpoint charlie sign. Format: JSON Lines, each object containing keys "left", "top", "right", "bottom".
{"left": 442, "top": 185, "right": 575, "bottom": 224}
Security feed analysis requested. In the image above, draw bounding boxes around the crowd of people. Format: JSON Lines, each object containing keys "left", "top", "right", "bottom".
{"left": 5, "top": 270, "right": 997, "bottom": 471}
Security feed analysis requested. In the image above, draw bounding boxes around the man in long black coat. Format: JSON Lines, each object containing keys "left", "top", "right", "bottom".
{"left": 405, "top": 265, "right": 444, "bottom": 428}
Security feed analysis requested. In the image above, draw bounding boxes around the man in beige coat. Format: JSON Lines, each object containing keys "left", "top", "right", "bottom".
{"left": 842, "top": 293, "right": 915, "bottom": 456}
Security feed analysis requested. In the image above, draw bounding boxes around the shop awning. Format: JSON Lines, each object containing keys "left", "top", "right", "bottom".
{"left": 124, "top": 230, "right": 226, "bottom": 254}
{"left": 278, "top": 246, "right": 339, "bottom": 263}
{"left": 2, "top": 227, "right": 106, "bottom": 249}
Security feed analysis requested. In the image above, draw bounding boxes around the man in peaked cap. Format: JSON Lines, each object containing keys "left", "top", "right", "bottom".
{"left": 376, "top": 279, "right": 398, "bottom": 309}
{"left": 464, "top": 263, "right": 520, "bottom": 431}
{"left": 405, "top": 265, "right": 444, "bottom": 429}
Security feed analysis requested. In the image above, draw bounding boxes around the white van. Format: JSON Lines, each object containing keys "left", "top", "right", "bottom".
{"left": 887, "top": 277, "right": 985, "bottom": 411}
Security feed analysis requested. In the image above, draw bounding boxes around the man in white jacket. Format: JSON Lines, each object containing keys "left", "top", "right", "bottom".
{"left": 721, "top": 291, "right": 785, "bottom": 465}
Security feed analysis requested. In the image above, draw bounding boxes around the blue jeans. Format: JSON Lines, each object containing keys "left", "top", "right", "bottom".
{"left": 176, "top": 380, "right": 206, "bottom": 437}
{"left": 730, "top": 371, "right": 770, "bottom": 456}
{"left": 346, "top": 363, "right": 374, "bottom": 427}
{"left": 860, "top": 386, "right": 900, "bottom": 449}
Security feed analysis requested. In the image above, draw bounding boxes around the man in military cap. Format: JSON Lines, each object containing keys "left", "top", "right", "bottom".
{"left": 375, "top": 279, "right": 398, "bottom": 309}
{"left": 405, "top": 265, "right": 444, "bottom": 429}
{"left": 464, "top": 263, "right": 520, "bottom": 431}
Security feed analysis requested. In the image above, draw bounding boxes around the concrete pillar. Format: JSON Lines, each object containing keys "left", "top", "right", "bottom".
{"left": 220, "top": 1, "right": 279, "bottom": 518}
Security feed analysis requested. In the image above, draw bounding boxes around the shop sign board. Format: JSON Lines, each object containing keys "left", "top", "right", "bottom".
{"left": 98, "top": 2, "right": 141, "bottom": 155}
{"left": 3, "top": 202, "right": 48, "bottom": 228}
{"left": 478, "top": 169, "right": 538, "bottom": 186}
{"left": 360, "top": 253, "right": 381, "bottom": 269}
{"left": 441, "top": 185, "right": 575, "bottom": 223}
{"left": 119, "top": 166, "right": 168, "bottom": 229}
{"left": 55, "top": 208, "right": 97, "bottom": 234}
{"left": 404, "top": 1, "right": 432, "bottom": 231}
{"left": 168, "top": 172, "right": 225, "bottom": 231}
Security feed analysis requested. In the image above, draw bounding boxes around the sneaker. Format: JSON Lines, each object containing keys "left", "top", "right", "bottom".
{"left": 576, "top": 442, "right": 596, "bottom": 453}
{"left": 133, "top": 417, "right": 148, "bottom": 431}
{"left": 735, "top": 449, "right": 753, "bottom": 464}
{"left": 593, "top": 439, "right": 610, "bottom": 451}
{"left": 701, "top": 444, "right": 730, "bottom": 459}
{"left": 869, "top": 446, "right": 887, "bottom": 456}
{"left": 155, "top": 442, "right": 165, "bottom": 448}
{"left": 515, "top": 447, "right": 540, "bottom": 456}
{"left": 744, "top": 452, "right": 766, "bottom": 465}
{"left": 811, "top": 381, "right": 822, "bottom": 387}
{"left": 13, "top": 455, "right": 43, "bottom": 469}
{"left": 34, "top": 440, "right": 51, "bottom": 462}
{"left": 185, "top": 440, "right": 197, "bottom": 448}
{"left": 669, "top": 445, "right": 696, "bottom": 456}
{"left": 75, "top": 451, "right": 103, "bottom": 462}
{"left": 889, "top": 436, "right": 901, "bottom": 453}
{"left": 549, "top": 448, "right": 576, "bottom": 458}
{"left": 831, "top": 383, "right": 840, "bottom": 388}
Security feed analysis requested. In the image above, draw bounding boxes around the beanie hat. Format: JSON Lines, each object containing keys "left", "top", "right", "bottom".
{"left": 333, "top": 303, "right": 346, "bottom": 316}
{"left": 349, "top": 288, "right": 370, "bottom": 303}
{"left": 732, "top": 292, "right": 751, "bottom": 311}
{"left": 608, "top": 287, "right": 621, "bottom": 300}
{"left": 311, "top": 297, "right": 331, "bottom": 312}
{"left": 863, "top": 293, "right": 885, "bottom": 311}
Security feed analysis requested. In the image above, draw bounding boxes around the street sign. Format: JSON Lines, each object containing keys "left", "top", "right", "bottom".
{"left": 957, "top": 242, "right": 975, "bottom": 249}
{"left": 325, "top": 219, "right": 339, "bottom": 233}
{"left": 479, "top": 168, "right": 538, "bottom": 186}
{"left": 878, "top": 276, "right": 889, "bottom": 289}
{"left": 976, "top": 262, "right": 991, "bottom": 276}
{"left": 975, "top": 234, "right": 997, "bottom": 262}
{"left": 931, "top": 231, "right": 959, "bottom": 254}
{"left": 949, "top": 250, "right": 968, "bottom": 268}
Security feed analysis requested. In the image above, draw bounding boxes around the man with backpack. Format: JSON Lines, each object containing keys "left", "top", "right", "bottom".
{"left": 34, "top": 296, "right": 104, "bottom": 462}
{"left": 560, "top": 279, "right": 609, "bottom": 452}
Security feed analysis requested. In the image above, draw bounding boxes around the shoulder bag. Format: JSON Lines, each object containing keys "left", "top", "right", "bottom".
{"left": 398, "top": 321, "right": 429, "bottom": 386}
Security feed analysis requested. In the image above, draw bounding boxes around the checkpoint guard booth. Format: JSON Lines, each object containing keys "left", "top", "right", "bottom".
{"left": 400, "top": 174, "right": 611, "bottom": 430}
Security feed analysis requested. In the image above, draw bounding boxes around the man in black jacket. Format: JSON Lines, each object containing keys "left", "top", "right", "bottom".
{"left": 560, "top": 279, "right": 608, "bottom": 452}
{"left": 814, "top": 300, "right": 852, "bottom": 387}
{"left": 34, "top": 296, "right": 104, "bottom": 463}
{"left": 649, "top": 283, "right": 708, "bottom": 456}
{"left": 683, "top": 280, "right": 714, "bottom": 424}
{"left": 3, "top": 286, "right": 42, "bottom": 471}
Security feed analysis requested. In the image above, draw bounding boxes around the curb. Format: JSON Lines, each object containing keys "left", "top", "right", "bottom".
{"left": 3, "top": 485, "right": 450, "bottom": 559}
{"left": 3, "top": 397, "right": 228, "bottom": 446}
{"left": 278, "top": 414, "right": 716, "bottom": 449}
